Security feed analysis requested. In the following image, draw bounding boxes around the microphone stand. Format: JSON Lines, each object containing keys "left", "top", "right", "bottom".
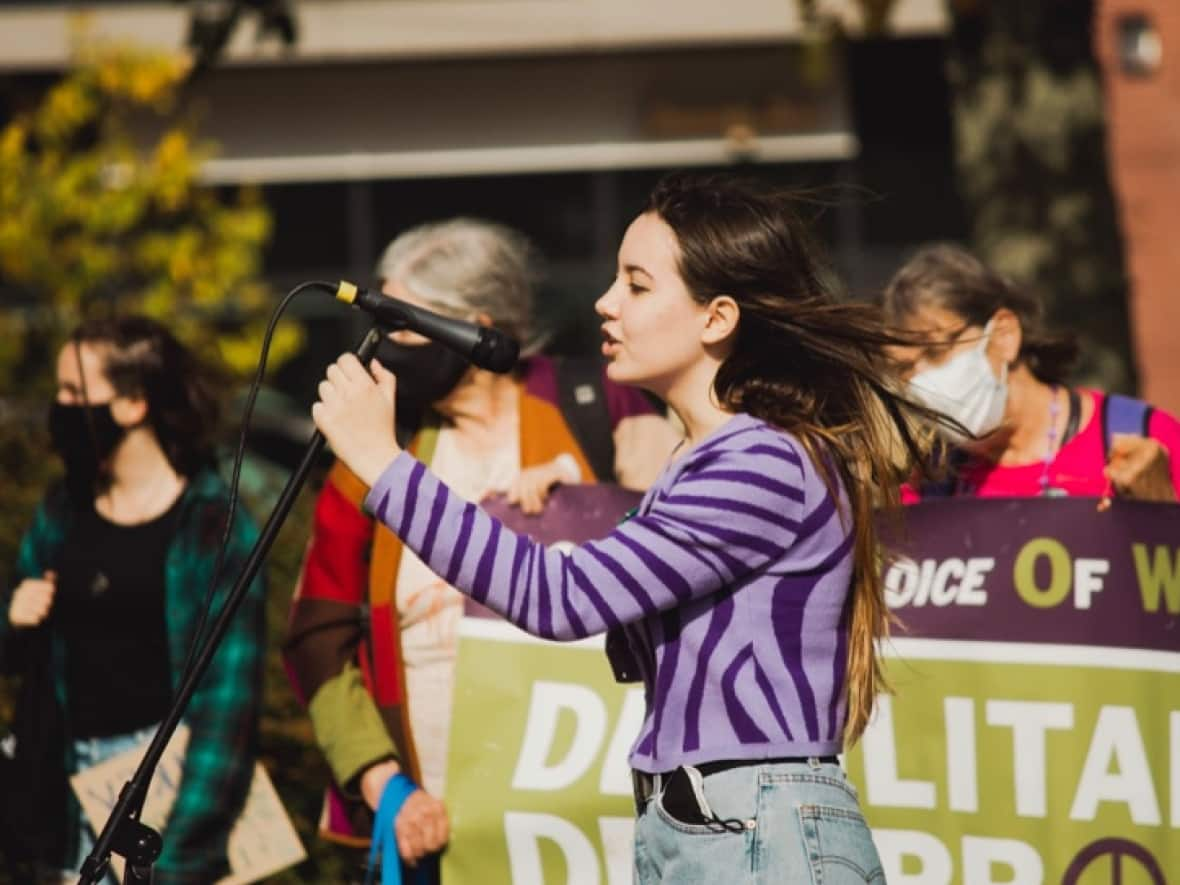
{"left": 79, "top": 326, "right": 385, "bottom": 885}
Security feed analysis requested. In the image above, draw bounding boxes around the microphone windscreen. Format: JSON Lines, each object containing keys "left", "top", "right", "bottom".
{"left": 474, "top": 329, "right": 520, "bottom": 374}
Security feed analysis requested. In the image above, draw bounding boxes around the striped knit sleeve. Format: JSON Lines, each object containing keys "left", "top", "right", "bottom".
{"left": 365, "top": 432, "right": 808, "bottom": 641}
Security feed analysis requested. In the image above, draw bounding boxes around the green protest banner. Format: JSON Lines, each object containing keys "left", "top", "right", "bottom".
{"left": 844, "top": 498, "right": 1180, "bottom": 884}
{"left": 846, "top": 647, "right": 1179, "bottom": 883}
{"left": 442, "top": 497, "right": 1180, "bottom": 884}
{"left": 443, "top": 620, "right": 635, "bottom": 885}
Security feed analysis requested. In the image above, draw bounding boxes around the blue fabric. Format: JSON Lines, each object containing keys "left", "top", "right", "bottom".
{"left": 52, "top": 723, "right": 160, "bottom": 883}
{"left": 367, "top": 774, "right": 431, "bottom": 885}
{"left": 634, "top": 758, "right": 884, "bottom": 884}
{"left": 1102, "top": 393, "right": 1154, "bottom": 457}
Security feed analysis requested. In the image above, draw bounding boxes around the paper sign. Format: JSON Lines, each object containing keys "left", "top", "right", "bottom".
{"left": 70, "top": 724, "right": 305, "bottom": 884}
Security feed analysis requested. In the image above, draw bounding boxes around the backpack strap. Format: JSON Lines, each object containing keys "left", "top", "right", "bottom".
{"left": 1061, "top": 387, "right": 1082, "bottom": 447}
{"left": 1101, "top": 393, "right": 1154, "bottom": 459}
{"left": 917, "top": 444, "right": 972, "bottom": 499}
{"left": 554, "top": 355, "right": 616, "bottom": 482}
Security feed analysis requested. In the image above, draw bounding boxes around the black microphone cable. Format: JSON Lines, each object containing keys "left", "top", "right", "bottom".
{"left": 174, "top": 280, "right": 336, "bottom": 687}
{"left": 175, "top": 277, "right": 521, "bottom": 681}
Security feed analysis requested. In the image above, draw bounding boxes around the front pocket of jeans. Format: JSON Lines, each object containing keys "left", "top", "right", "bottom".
{"left": 653, "top": 780, "right": 754, "bottom": 837}
{"left": 795, "top": 805, "right": 884, "bottom": 884}
{"left": 653, "top": 789, "right": 733, "bottom": 835}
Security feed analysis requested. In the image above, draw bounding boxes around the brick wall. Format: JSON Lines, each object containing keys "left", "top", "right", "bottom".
{"left": 1095, "top": 1, "right": 1180, "bottom": 414}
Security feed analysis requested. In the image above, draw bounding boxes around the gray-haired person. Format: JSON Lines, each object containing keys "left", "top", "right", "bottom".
{"left": 283, "top": 217, "right": 679, "bottom": 880}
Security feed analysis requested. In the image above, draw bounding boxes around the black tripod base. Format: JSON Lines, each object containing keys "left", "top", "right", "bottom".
{"left": 79, "top": 815, "right": 160, "bottom": 884}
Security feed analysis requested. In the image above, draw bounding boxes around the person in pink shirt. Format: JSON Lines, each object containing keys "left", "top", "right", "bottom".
{"left": 884, "top": 244, "right": 1180, "bottom": 502}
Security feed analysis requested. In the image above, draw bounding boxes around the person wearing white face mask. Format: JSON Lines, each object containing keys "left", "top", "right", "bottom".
{"left": 905, "top": 316, "right": 1009, "bottom": 444}
{"left": 884, "top": 243, "right": 1180, "bottom": 502}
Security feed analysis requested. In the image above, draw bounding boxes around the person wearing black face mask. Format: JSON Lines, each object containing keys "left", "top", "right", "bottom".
{"left": 373, "top": 337, "right": 471, "bottom": 414}
{"left": 283, "top": 218, "right": 681, "bottom": 881}
{"left": 1, "top": 316, "right": 267, "bottom": 884}
{"left": 47, "top": 390, "right": 130, "bottom": 503}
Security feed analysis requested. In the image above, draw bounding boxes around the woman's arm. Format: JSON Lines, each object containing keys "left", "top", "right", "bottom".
{"left": 3, "top": 492, "right": 67, "bottom": 670}
{"left": 283, "top": 463, "right": 400, "bottom": 788}
{"left": 367, "top": 436, "right": 808, "bottom": 640}
{"left": 314, "top": 354, "right": 810, "bottom": 640}
{"left": 286, "top": 461, "right": 448, "bottom": 861}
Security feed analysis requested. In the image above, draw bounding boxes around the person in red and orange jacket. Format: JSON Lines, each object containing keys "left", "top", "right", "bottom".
{"left": 282, "top": 218, "right": 678, "bottom": 880}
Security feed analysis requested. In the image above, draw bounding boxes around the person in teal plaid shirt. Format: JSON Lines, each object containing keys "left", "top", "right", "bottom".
{"left": 0, "top": 316, "right": 266, "bottom": 883}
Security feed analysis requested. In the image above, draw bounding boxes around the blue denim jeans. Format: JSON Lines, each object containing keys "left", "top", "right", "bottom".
{"left": 48, "top": 723, "right": 161, "bottom": 883}
{"left": 634, "top": 757, "right": 884, "bottom": 884}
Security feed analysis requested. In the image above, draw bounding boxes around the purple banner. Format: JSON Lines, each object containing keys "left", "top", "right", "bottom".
{"left": 465, "top": 484, "right": 642, "bottom": 618}
{"left": 480, "top": 483, "right": 642, "bottom": 546}
{"left": 884, "top": 498, "right": 1180, "bottom": 651}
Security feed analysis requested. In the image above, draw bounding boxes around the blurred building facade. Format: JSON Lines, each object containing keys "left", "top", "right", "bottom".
{"left": 1095, "top": 0, "right": 1180, "bottom": 415}
{"left": 0, "top": 0, "right": 963, "bottom": 414}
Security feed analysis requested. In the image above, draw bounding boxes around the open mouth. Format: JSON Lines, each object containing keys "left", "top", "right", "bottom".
{"left": 601, "top": 329, "right": 621, "bottom": 355}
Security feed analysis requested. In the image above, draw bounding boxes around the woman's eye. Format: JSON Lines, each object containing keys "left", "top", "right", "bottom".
{"left": 628, "top": 282, "right": 648, "bottom": 294}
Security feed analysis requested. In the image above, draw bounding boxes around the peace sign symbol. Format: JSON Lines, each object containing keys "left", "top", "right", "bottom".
{"left": 1061, "top": 838, "right": 1166, "bottom": 885}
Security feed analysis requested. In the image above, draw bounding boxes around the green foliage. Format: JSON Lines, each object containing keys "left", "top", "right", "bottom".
{"left": 946, "top": 1, "right": 1133, "bottom": 391}
{"left": 0, "top": 43, "right": 301, "bottom": 379}
{"left": 796, "top": 0, "right": 900, "bottom": 33}
{"left": 792, "top": 0, "right": 1133, "bottom": 391}
{"left": 0, "top": 46, "right": 327, "bottom": 880}
{"left": 0, "top": 39, "right": 303, "bottom": 653}
{"left": 795, "top": 0, "right": 901, "bottom": 85}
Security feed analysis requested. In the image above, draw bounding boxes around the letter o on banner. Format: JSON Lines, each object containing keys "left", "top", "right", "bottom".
{"left": 1013, "top": 538, "right": 1072, "bottom": 608}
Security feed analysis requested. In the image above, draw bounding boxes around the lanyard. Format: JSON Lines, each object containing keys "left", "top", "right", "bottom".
{"left": 367, "top": 774, "right": 434, "bottom": 885}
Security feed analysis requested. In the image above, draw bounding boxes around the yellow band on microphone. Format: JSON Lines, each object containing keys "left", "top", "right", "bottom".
{"left": 336, "top": 281, "right": 358, "bottom": 304}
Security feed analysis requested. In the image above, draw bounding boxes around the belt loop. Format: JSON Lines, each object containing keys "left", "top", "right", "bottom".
{"left": 631, "top": 770, "right": 665, "bottom": 816}
{"left": 807, "top": 756, "right": 821, "bottom": 771}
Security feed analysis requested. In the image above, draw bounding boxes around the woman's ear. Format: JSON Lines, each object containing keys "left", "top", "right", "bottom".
{"left": 111, "top": 395, "right": 148, "bottom": 428}
{"left": 701, "top": 295, "right": 740, "bottom": 347}
{"left": 989, "top": 307, "right": 1022, "bottom": 366}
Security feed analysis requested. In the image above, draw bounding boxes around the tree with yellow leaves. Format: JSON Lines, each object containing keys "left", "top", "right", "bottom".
{"left": 0, "top": 43, "right": 300, "bottom": 380}
{"left": 0, "top": 44, "right": 302, "bottom": 614}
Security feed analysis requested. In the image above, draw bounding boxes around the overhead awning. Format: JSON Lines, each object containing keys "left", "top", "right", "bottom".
{"left": 0, "top": 0, "right": 947, "bottom": 70}
{"left": 189, "top": 46, "right": 858, "bottom": 183}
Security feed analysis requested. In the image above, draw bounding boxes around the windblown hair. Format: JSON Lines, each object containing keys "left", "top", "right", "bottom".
{"left": 882, "top": 243, "right": 1079, "bottom": 385}
{"left": 646, "top": 172, "right": 938, "bottom": 746}
{"left": 72, "top": 315, "right": 222, "bottom": 477}
{"left": 376, "top": 217, "right": 543, "bottom": 355}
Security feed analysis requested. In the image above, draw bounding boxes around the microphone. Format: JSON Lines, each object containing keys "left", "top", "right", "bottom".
{"left": 332, "top": 281, "right": 520, "bottom": 374}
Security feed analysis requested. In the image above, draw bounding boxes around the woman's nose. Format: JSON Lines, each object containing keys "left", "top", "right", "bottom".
{"left": 594, "top": 287, "right": 618, "bottom": 319}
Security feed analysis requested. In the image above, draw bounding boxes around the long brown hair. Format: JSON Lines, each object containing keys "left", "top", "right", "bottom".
{"left": 647, "top": 173, "right": 937, "bottom": 746}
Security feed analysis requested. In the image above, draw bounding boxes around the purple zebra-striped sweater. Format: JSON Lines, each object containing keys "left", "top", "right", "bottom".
{"left": 365, "top": 412, "right": 854, "bottom": 772}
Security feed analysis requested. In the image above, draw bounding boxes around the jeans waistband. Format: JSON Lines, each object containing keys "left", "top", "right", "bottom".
{"left": 631, "top": 755, "right": 840, "bottom": 810}
{"left": 695, "top": 755, "right": 838, "bottom": 778}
